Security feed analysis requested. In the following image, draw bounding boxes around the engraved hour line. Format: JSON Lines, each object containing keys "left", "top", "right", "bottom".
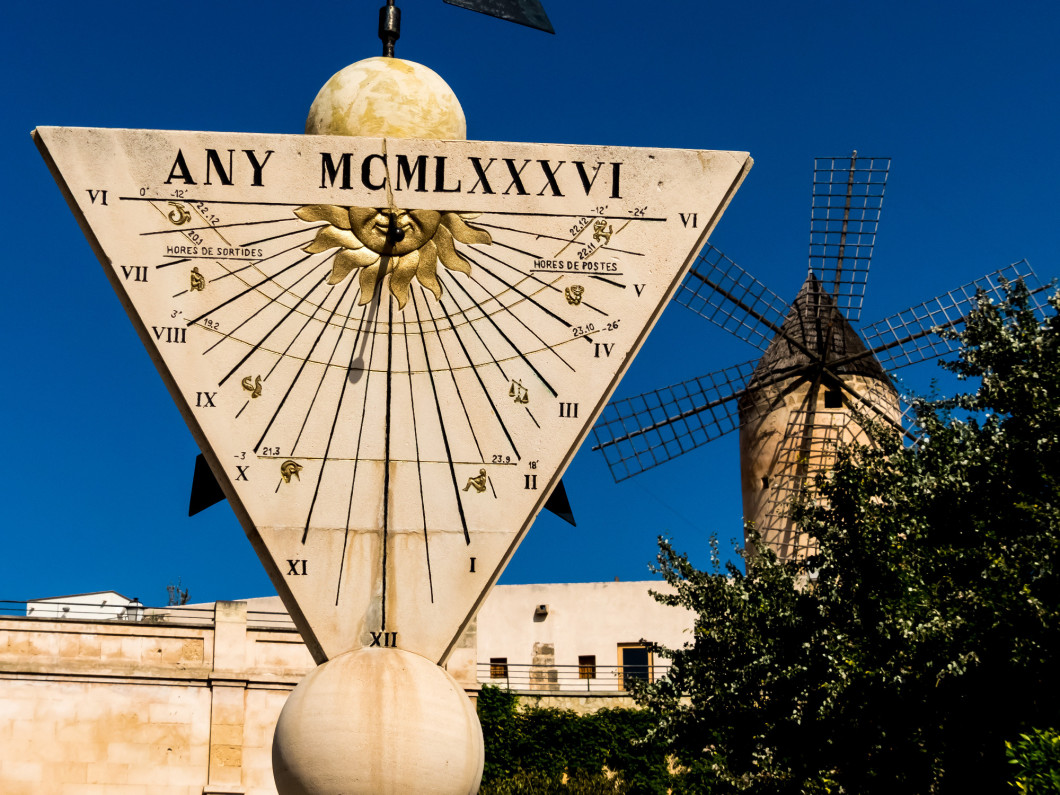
{"left": 459, "top": 254, "right": 576, "bottom": 377}
{"left": 121, "top": 196, "right": 314, "bottom": 208}
{"left": 443, "top": 268, "right": 571, "bottom": 388}
{"left": 465, "top": 255, "right": 599, "bottom": 350}
{"left": 258, "top": 256, "right": 349, "bottom": 386}
{"left": 185, "top": 251, "right": 317, "bottom": 327}
{"left": 139, "top": 215, "right": 307, "bottom": 236}
{"left": 203, "top": 252, "right": 329, "bottom": 356}
{"left": 425, "top": 289, "right": 521, "bottom": 460}
{"left": 417, "top": 290, "right": 487, "bottom": 462}
{"left": 437, "top": 273, "right": 514, "bottom": 383}
{"left": 240, "top": 224, "right": 326, "bottom": 248}
{"left": 492, "top": 225, "right": 644, "bottom": 260}
{"left": 188, "top": 202, "right": 235, "bottom": 248}
{"left": 208, "top": 238, "right": 314, "bottom": 285}
{"left": 217, "top": 271, "right": 330, "bottom": 391}
{"left": 474, "top": 210, "right": 668, "bottom": 221}
{"left": 251, "top": 273, "right": 357, "bottom": 455}
{"left": 410, "top": 288, "right": 471, "bottom": 546}
{"left": 380, "top": 294, "right": 395, "bottom": 632}
{"left": 469, "top": 244, "right": 610, "bottom": 320}
{"left": 334, "top": 297, "right": 383, "bottom": 593}
{"left": 403, "top": 313, "right": 434, "bottom": 603}
{"left": 525, "top": 406, "right": 540, "bottom": 428}
{"left": 155, "top": 257, "right": 191, "bottom": 270}
{"left": 588, "top": 275, "right": 626, "bottom": 289}
{"left": 470, "top": 220, "right": 643, "bottom": 257}
{"left": 483, "top": 241, "right": 612, "bottom": 317}
{"left": 310, "top": 285, "right": 382, "bottom": 546}
{"left": 291, "top": 300, "right": 368, "bottom": 456}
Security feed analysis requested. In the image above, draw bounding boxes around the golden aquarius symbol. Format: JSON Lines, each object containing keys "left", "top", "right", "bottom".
{"left": 592, "top": 219, "right": 613, "bottom": 245}
{"left": 280, "top": 460, "right": 303, "bottom": 484}
{"left": 462, "top": 468, "right": 488, "bottom": 494}
{"left": 508, "top": 379, "right": 529, "bottom": 404}
{"left": 189, "top": 267, "right": 206, "bottom": 292}
{"left": 564, "top": 285, "right": 584, "bottom": 306}
{"left": 167, "top": 202, "right": 191, "bottom": 225}
{"left": 241, "top": 375, "right": 263, "bottom": 398}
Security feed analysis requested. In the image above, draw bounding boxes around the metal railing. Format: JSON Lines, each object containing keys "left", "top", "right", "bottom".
{"left": 477, "top": 661, "right": 670, "bottom": 693}
{"left": 0, "top": 599, "right": 298, "bottom": 631}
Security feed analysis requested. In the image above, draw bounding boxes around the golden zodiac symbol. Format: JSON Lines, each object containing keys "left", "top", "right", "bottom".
{"left": 241, "top": 375, "right": 263, "bottom": 398}
{"left": 592, "top": 219, "right": 613, "bottom": 245}
{"left": 462, "top": 468, "right": 488, "bottom": 494}
{"left": 508, "top": 379, "right": 529, "bottom": 404}
{"left": 564, "top": 285, "right": 584, "bottom": 306}
{"left": 189, "top": 267, "right": 206, "bottom": 292}
{"left": 168, "top": 202, "right": 191, "bottom": 225}
{"left": 280, "top": 460, "right": 303, "bottom": 484}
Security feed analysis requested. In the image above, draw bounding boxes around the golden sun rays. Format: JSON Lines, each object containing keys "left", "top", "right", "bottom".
{"left": 295, "top": 205, "right": 492, "bottom": 308}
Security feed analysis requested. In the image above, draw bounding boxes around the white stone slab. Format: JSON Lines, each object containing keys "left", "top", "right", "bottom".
{"left": 35, "top": 127, "right": 751, "bottom": 664}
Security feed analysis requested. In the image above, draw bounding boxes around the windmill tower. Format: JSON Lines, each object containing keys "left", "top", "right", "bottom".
{"left": 592, "top": 152, "right": 1049, "bottom": 562}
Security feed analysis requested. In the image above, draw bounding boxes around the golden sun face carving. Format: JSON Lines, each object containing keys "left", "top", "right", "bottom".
{"left": 295, "top": 205, "right": 492, "bottom": 308}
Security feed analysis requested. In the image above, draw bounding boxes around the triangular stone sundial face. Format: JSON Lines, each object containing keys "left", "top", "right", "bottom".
{"left": 36, "top": 127, "right": 751, "bottom": 664}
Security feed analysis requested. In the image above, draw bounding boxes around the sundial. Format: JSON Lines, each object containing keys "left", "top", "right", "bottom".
{"left": 36, "top": 128, "right": 750, "bottom": 664}
{"left": 34, "top": 2, "right": 751, "bottom": 790}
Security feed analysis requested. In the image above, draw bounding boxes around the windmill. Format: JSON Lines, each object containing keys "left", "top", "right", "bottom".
{"left": 592, "top": 152, "right": 1050, "bottom": 561}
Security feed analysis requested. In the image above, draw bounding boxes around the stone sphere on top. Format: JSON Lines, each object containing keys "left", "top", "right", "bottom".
{"left": 305, "top": 56, "right": 466, "bottom": 140}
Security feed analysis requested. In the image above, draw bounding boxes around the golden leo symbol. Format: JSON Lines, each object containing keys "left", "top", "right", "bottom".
{"left": 241, "top": 375, "right": 263, "bottom": 398}
{"left": 508, "top": 379, "right": 529, "bottom": 404}
{"left": 462, "top": 469, "right": 488, "bottom": 494}
{"left": 564, "top": 285, "right": 584, "bottom": 306}
{"left": 280, "top": 460, "right": 303, "bottom": 484}
{"left": 167, "top": 202, "right": 191, "bottom": 225}
{"left": 592, "top": 219, "right": 613, "bottom": 244}
{"left": 189, "top": 267, "right": 205, "bottom": 292}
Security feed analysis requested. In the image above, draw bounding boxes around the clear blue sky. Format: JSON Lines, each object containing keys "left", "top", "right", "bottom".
{"left": 3, "top": 1, "right": 1057, "bottom": 606}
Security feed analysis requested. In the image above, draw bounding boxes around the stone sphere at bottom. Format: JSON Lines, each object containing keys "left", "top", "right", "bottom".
{"left": 272, "top": 648, "right": 483, "bottom": 795}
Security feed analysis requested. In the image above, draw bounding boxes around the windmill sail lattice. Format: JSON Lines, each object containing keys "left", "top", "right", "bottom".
{"left": 594, "top": 153, "right": 1051, "bottom": 559}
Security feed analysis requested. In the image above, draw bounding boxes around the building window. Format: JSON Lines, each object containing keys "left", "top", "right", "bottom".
{"left": 489, "top": 657, "right": 508, "bottom": 679}
{"left": 618, "top": 643, "right": 653, "bottom": 689}
{"left": 578, "top": 655, "right": 596, "bottom": 679}
{"left": 824, "top": 388, "right": 842, "bottom": 409}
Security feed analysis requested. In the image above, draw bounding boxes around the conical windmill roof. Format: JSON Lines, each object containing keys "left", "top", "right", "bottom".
{"left": 747, "top": 274, "right": 890, "bottom": 389}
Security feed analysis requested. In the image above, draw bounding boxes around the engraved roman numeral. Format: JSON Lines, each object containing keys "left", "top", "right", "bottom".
{"left": 87, "top": 189, "right": 108, "bottom": 205}
{"left": 470, "top": 557, "right": 476, "bottom": 573}
{"left": 594, "top": 343, "right": 615, "bottom": 358}
{"left": 286, "top": 559, "right": 307, "bottom": 575}
{"left": 120, "top": 266, "right": 148, "bottom": 282}
{"left": 152, "top": 326, "right": 186, "bottom": 344}
{"left": 369, "top": 631, "right": 398, "bottom": 647}
{"left": 634, "top": 284, "right": 646, "bottom": 296}
{"left": 559, "top": 402, "right": 579, "bottom": 418}
{"left": 524, "top": 474, "right": 538, "bottom": 490}
{"left": 680, "top": 212, "right": 698, "bottom": 228}
{"left": 196, "top": 392, "right": 216, "bottom": 408}
{"left": 235, "top": 466, "right": 249, "bottom": 481}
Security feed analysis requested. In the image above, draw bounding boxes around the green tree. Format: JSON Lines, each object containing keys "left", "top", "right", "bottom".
{"left": 632, "top": 282, "right": 1060, "bottom": 794}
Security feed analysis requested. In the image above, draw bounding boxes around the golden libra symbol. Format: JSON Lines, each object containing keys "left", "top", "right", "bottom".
{"left": 241, "top": 375, "right": 263, "bottom": 398}
{"left": 280, "top": 460, "right": 303, "bottom": 484}
{"left": 508, "top": 379, "right": 529, "bottom": 404}
{"left": 190, "top": 266, "right": 206, "bottom": 292}
{"left": 462, "top": 468, "right": 488, "bottom": 494}
{"left": 167, "top": 201, "right": 191, "bottom": 225}
{"left": 564, "top": 285, "right": 584, "bottom": 306}
{"left": 592, "top": 218, "right": 613, "bottom": 245}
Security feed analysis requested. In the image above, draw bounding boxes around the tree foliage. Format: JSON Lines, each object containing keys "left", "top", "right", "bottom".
{"left": 632, "top": 283, "right": 1060, "bottom": 793}
{"left": 477, "top": 685, "right": 676, "bottom": 794}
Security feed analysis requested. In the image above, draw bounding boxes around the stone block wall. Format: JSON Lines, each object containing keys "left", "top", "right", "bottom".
{"left": 0, "top": 601, "right": 313, "bottom": 794}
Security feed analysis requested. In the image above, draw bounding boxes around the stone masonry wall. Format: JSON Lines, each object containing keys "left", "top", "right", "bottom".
{"left": 0, "top": 601, "right": 313, "bottom": 794}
